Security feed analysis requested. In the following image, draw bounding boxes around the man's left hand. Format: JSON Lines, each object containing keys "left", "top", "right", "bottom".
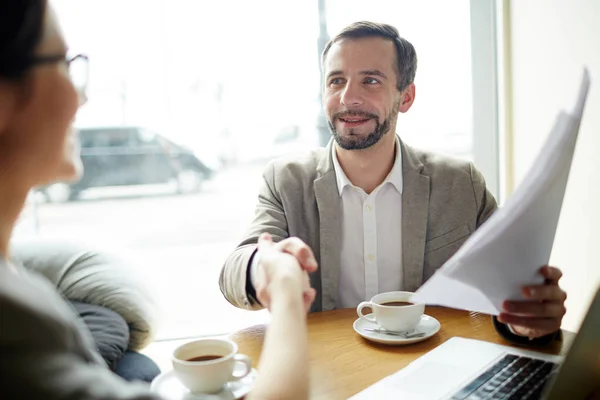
{"left": 498, "top": 266, "right": 567, "bottom": 339}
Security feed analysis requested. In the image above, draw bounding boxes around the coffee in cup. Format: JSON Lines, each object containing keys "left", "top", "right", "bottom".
{"left": 186, "top": 355, "right": 222, "bottom": 362}
{"left": 357, "top": 291, "right": 425, "bottom": 333}
{"left": 172, "top": 338, "right": 252, "bottom": 393}
{"left": 379, "top": 301, "right": 414, "bottom": 307}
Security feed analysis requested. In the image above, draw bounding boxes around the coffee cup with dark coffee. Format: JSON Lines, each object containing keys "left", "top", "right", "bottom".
{"left": 357, "top": 291, "right": 425, "bottom": 333}
{"left": 172, "top": 338, "right": 252, "bottom": 393}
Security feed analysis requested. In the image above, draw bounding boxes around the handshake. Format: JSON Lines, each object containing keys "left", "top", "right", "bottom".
{"left": 253, "top": 233, "right": 319, "bottom": 313}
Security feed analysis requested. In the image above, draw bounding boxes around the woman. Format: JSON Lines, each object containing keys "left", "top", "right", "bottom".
{"left": 0, "top": 1, "right": 314, "bottom": 399}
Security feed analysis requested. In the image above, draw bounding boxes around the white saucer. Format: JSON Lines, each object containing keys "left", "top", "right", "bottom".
{"left": 150, "top": 368, "right": 258, "bottom": 400}
{"left": 353, "top": 313, "right": 440, "bottom": 345}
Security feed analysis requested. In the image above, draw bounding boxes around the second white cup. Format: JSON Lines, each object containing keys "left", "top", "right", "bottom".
{"left": 357, "top": 291, "right": 425, "bottom": 333}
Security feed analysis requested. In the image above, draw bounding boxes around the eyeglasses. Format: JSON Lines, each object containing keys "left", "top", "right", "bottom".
{"left": 30, "top": 53, "right": 89, "bottom": 95}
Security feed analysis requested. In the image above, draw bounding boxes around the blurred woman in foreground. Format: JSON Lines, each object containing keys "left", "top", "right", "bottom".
{"left": 0, "top": 1, "right": 313, "bottom": 398}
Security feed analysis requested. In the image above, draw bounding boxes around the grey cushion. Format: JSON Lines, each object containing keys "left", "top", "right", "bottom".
{"left": 70, "top": 301, "right": 130, "bottom": 369}
{"left": 115, "top": 351, "right": 161, "bottom": 383}
{"left": 10, "top": 239, "right": 159, "bottom": 350}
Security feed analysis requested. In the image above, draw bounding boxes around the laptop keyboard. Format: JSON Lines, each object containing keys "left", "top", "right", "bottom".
{"left": 451, "top": 354, "right": 558, "bottom": 400}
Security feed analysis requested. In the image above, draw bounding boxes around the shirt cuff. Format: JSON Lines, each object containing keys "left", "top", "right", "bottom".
{"left": 245, "top": 249, "right": 262, "bottom": 307}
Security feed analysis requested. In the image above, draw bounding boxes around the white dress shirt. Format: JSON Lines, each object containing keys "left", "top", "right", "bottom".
{"left": 333, "top": 139, "right": 404, "bottom": 308}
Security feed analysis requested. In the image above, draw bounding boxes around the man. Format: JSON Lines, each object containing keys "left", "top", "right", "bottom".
{"left": 220, "top": 21, "right": 566, "bottom": 343}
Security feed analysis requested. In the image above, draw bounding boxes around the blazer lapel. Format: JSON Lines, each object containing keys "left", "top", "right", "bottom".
{"left": 314, "top": 141, "right": 342, "bottom": 311}
{"left": 401, "top": 141, "right": 430, "bottom": 291}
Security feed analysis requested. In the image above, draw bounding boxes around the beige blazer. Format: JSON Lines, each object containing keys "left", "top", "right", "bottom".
{"left": 219, "top": 139, "right": 497, "bottom": 312}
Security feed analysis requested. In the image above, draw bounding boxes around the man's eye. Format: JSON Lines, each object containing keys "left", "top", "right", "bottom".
{"left": 329, "top": 78, "right": 344, "bottom": 85}
{"left": 364, "top": 77, "right": 379, "bottom": 84}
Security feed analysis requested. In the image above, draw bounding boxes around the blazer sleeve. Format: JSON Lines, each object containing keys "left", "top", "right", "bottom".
{"left": 219, "top": 161, "right": 291, "bottom": 310}
{"left": 469, "top": 162, "right": 498, "bottom": 227}
{"left": 492, "top": 316, "right": 562, "bottom": 346}
{"left": 0, "top": 269, "right": 162, "bottom": 400}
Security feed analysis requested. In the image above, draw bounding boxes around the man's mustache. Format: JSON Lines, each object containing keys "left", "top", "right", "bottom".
{"left": 332, "top": 110, "right": 378, "bottom": 120}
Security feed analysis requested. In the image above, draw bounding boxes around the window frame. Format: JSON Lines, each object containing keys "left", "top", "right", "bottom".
{"left": 470, "top": 0, "right": 501, "bottom": 201}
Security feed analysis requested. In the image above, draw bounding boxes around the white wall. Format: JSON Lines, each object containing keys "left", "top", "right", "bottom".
{"left": 509, "top": 0, "right": 600, "bottom": 331}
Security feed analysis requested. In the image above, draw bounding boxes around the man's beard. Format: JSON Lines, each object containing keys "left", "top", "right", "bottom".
{"left": 328, "top": 107, "right": 397, "bottom": 150}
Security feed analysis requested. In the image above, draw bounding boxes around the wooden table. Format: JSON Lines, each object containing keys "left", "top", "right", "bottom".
{"left": 231, "top": 307, "right": 574, "bottom": 399}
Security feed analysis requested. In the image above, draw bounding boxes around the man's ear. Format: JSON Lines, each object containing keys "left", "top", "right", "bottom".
{"left": 398, "top": 83, "right": 416, "bottom": 113}
{"left": 0, "top": 82, "right": 17, "bottom": 134}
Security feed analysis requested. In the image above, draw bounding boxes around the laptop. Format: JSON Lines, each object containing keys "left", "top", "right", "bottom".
{"left": 352, "top": 287, "right": 600, "bottom": 400}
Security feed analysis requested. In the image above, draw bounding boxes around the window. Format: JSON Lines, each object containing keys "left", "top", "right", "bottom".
{"left": 17, "top": 0, "right": 498, "bottom": 339}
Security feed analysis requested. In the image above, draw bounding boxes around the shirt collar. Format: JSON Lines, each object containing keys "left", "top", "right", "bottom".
{"left": 332, "top": 136, "right": 403, "bottom": 195}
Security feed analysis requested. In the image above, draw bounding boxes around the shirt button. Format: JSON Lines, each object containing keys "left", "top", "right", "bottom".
{"left": 365, "top": 204, "right": 372, "bottom": 211}
{"left": 367, "top": 254, "right": 375, "bottom": 262}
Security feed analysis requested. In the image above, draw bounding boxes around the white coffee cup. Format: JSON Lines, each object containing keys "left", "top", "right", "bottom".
{"left": 172, "top": 338, "right": 252, "bottom": 393}
{"left": 357, "top": 291, "right": 425, "bottom": 332}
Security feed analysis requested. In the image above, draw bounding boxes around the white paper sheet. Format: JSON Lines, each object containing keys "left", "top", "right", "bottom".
{"left": 412, "top": 69, "right": 591, "bottom": 315}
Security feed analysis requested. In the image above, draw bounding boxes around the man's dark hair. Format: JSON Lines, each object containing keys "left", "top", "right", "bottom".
{"left": 322, "top": 21, "right": 417, "bottom": 91}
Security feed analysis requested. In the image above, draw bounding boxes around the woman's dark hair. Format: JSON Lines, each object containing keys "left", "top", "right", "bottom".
{"left": 0, "top": 0, "right": 46, "bottom": 81}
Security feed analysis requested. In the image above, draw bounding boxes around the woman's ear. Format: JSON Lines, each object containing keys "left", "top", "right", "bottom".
{"left": 0, "top": 82, "right": 17, "bottom": 134}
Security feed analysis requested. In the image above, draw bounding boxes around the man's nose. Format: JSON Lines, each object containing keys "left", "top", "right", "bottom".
{"left": 340, "top": 80, "right": 364, "bottom": 108}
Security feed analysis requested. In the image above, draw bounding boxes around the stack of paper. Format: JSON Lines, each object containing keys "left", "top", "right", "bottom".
{"left": 412, "top": 69, "right": 591, "bottom": 315}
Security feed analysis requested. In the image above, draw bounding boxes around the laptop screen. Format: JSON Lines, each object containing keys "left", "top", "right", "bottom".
{"left": 544, "top": 287, "right": 600, "bottom": 400}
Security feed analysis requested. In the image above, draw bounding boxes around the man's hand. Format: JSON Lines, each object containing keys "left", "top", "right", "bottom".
{"left": 271, "top": 237, "right": 319, "bottom": 274}
{"left": 255, "top": 233, "right": 317, "bottom": 312}
{"left": 498, "top": 266, "right": 567, "bottom": 339}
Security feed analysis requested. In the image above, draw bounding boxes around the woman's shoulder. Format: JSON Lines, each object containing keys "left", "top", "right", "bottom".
{"left": 0, "top": 261, "right": 87, "bottom": 349}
